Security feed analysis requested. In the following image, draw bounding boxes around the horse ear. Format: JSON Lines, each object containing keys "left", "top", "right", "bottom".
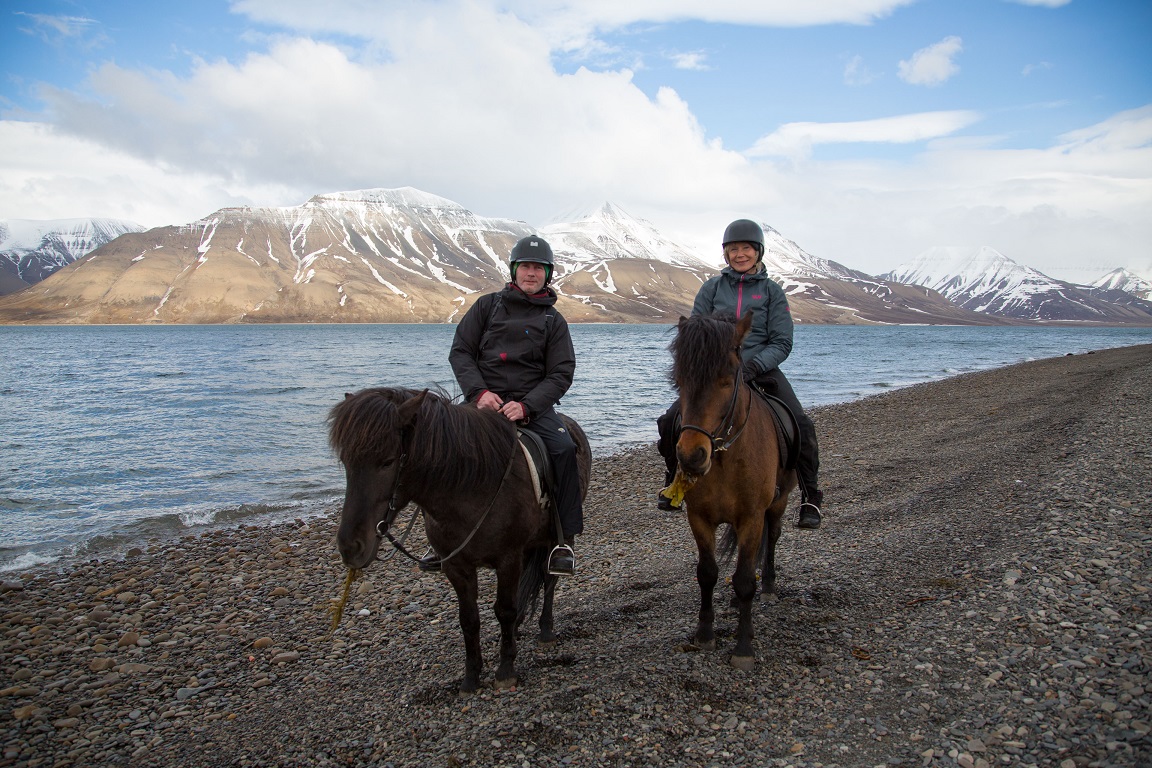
{"left": 735, "top": 310, "right": 754, "bottom": 345}
{"left": 397, "top": 389, "right": 429, "bottom": 425}
{"left": 677, "top": 315, "right": 689, "bottom": 328}
{"left": 344, "top": 392, "right": 353, "bottom": 400}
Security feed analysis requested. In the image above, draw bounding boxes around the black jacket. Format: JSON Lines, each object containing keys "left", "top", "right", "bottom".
{"left": 449, "top": 284, "right": 575, "bottom": 418}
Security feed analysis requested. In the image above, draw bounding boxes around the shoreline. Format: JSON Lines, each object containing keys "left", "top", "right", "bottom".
{"left": 4, "top": 330, "right": 1150, "bottom": 577}
{"left": 2, "top": 344, "right": 1150, "bottom": 767}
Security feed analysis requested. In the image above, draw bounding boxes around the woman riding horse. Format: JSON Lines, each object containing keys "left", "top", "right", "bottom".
{"left": 658, "top": 219, "right": 824, "bottom": 529}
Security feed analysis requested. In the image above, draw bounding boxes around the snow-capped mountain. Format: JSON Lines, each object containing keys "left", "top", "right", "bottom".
{"left": 0, "top": 218, "right": 145, "bottom": 295}
{"left": 1091, "top": 268, "right": 1152, "bottom": 301}
{"left": 540, "top": 204, "right": 717, "bottom": 319}
{"left": 882, "top": 246, "right": 1152, "bottom": 322}
{"left": 2, "top": 189, "right": 1148, "bottom": 325}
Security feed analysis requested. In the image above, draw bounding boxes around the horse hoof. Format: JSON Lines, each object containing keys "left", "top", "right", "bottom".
{"left": 494, "top": 676, "right": 518, "bottom": 690}
{"left": 693, "top": 638, "right": 716, "bottom": 652}
{"left": 537, "top": 636, "right": 557, "bottom": 650}
{"left": 730, "top": 654, "right": 755, "bottom": 671}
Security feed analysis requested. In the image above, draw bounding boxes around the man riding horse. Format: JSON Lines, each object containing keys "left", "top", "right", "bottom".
{"left": 425, "top": 234, "right": 583, "bottom": 575}
{"left": 658, "top": 219, "right": 825, "bottom": 529}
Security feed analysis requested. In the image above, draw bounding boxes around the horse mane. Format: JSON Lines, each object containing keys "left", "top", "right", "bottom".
{"left": 669, "top": 313, "right": 739, "bottom": 399}
{"left": 328, "top": 386, "right": 517, "bottom": 492}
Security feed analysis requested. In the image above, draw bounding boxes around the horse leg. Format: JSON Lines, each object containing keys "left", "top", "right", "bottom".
{"left": 492, "top": 563, "right": 524, "bottom": 689}
{"left": 445, "top": 568, "right": 483, "bottom": 693}
{"left": 538, "top": 574, "right": 558, "bottom": 647}
{"left": 730, "top": 526, "right": 763, "bottom": 670}
{"left": 760, "top": 508, "right": 784, "bottom": 598}
{"left": 689, "top": 519, "right": 718, "bottom": 651}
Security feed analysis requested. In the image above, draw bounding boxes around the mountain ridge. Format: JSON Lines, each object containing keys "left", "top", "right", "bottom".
{"left": 2, "top": 189, "right": 1149, "bottom": 326}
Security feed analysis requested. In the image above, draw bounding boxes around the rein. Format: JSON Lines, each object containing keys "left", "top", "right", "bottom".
{"left": 374, "top": 440, "right": 518, "bottom": 568}
{"left": 678, "top": 361, "right": 752, "bottom": 454}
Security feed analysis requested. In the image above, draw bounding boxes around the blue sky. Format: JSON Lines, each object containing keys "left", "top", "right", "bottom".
{"left": 1, "top": 0, "right": 1149, "bottom": 282}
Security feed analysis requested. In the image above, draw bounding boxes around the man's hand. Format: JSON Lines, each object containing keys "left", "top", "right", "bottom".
{"left": 476, "top": 390, "right": 504, "bottom": 411}
{"left": 499, "top": 401, "right": 528, "bottom": 422}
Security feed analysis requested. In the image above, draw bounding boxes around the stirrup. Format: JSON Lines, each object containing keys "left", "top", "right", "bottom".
{"left": 417, "top": 550, "right": 442, "bottom": 572}
{"left": 547, "top": 544, "right": 575, "bottom": 576}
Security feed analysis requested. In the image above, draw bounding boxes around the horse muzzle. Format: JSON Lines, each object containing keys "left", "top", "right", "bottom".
{"left": 337, "top": 530, "right": 381, "bottom": 570}
{"left": 676, "top": 436, "right": 713, "bottom": 477}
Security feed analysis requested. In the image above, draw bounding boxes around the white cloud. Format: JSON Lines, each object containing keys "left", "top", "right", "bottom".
{"left": 28, "top": 5, "right": 757, "bottom": 227}
{"left": 14, "top": 12, "right": 105, "bottom": 49}
{"left": 746, "top": 111, "right": 983, "bottom": 160}
{"left": 231, "top": 0, "right": 920, "bottom": 55}
{"left": 843, "top": 55, "right": 878, "bottom": 86}
{"left": 744, "top": 106, "right": 1152, "bottom": 281}
{"left": 1005, "top": 0, "right": 1071, "bottom": 6}
{"left": 0, "top": 121, "right": 297, "bottom": 225}
{"left": 669, "top": 51, "right": 710, "bottom": 71}
{"left": 1022, "top": 61, "right": 1053, "bottom": 76}
{"left": 898, "top": 36, "right": 963, "bottom": 87}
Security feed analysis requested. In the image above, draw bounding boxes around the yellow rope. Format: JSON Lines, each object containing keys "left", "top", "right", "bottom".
{"left": 327, "top": 567, "right": 362, "bottom": 637}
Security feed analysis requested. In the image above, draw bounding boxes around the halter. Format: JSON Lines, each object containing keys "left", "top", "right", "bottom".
{"left": 678, "top": 360, "right": 752, "bottom": 455}
{"left": 372, "top": 438, "right": 517, "bottom": 568}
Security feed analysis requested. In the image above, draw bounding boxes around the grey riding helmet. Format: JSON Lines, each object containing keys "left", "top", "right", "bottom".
{"left": 510, "top": 236, "right": 555, "bottom": 284}
{"left": 722, "top": 219, "right": 765, "bottom": 259}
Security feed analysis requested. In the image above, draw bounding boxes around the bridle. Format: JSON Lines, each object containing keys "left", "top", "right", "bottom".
{"left": 370, "top": 435, "right": 517, "bottom": 568}
{"left": 678, "top": 359, "right": 752, "bottom": 455}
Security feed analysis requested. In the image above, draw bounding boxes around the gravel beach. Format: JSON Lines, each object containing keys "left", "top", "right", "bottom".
{"left": 3, "top": 343, "right": 1149, "bottom": 768}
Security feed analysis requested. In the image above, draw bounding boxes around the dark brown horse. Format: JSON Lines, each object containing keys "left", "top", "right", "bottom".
{"left": 668, "top": 312, "right": 798, "bottom": 669}
{"left": 328, "top": 387, "right": 590, "bottom": 693}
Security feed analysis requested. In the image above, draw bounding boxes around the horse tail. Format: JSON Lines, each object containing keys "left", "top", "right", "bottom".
{"left": 515, "top": 545, "right": 549, "bottom": 626}
{"left": 718, "top": 518, "right": 773, "bottom": 575}
{"left": 717, "top": 524, "right": 737, "bottom": 566}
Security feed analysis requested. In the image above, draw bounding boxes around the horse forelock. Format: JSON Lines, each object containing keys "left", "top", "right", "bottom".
{"left": 670, "top": 314, "right": 739, "bottom": 399}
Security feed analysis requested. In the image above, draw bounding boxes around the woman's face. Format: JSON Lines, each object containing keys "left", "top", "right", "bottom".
{"left": 724, "top": 242, "right": 760, "bottom": 273}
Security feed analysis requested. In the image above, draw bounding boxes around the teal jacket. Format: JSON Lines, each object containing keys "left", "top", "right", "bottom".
{"left": 692, "top": 264, "right": 794, "bottom": 375}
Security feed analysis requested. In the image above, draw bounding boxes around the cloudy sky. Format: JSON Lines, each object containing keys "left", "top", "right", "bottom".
{"left": 2, "top": 0, "right": 1150, "bottom": 282}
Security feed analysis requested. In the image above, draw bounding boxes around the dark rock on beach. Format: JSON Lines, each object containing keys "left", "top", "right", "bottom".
{"left": 2, "top": 344, "right": 1150, "bottom": 767}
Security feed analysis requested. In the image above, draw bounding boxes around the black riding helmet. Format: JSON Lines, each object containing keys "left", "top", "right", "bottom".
{"left": 722, "top": 219, "right": 765, "bottom": 261}
{"left": 510, "top": 235, "right": 555, "bottom": 285}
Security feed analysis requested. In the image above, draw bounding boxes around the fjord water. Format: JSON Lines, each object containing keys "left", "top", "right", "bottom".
{"left": 1, "top": 323, "right": 1148, "bottom": 572}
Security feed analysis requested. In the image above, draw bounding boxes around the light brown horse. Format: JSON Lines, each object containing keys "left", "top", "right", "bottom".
{"left": 668, "top": 312, "right": 798, "bottom": 669}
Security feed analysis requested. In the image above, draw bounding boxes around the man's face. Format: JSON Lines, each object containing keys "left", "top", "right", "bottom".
{"left": 514, "top": 261, "right": 548, "bottom": 293}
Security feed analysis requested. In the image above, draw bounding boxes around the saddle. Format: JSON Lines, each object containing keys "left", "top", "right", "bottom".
{"left": 516, "top": 428, "right": 554, "bottom": 508}
{"left": 516, "top": 429, "right": 570, "bottom": 568}
{"left": 749, "top": 384, "right": 800, "bottom": 473}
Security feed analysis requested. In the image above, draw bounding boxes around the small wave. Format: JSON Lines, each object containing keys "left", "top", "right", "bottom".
{"left": 0, "top": 551, "right": 59, "bottom": 573}
{"left": 244, "top": 385, "right": 309, "bottom": 396}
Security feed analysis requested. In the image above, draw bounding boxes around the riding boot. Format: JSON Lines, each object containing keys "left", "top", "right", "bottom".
{"left": 417, "top": 549, "right": 442, "bottom": 572}
{"left": 797, "top": 489, "right": 823, "bottom": 529}
{"left": 548, "top": 536, "right": 575, "bottom": 576}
